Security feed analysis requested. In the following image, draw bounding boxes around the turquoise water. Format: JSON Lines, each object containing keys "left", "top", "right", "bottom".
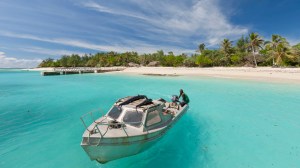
{"left": 1, "top": 69, "right": 300, "bottom": 168}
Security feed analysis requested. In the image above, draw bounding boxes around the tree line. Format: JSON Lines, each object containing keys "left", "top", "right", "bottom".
{"left": 39, "top": 33, "right": 300, "bottom": 68}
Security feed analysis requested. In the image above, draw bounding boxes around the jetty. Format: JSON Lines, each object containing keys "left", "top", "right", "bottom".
{"left": 41, "top": 67, "right": 125, "bottom": 76}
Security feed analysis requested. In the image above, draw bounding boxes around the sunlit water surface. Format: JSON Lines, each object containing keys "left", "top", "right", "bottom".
{"left": 0, "top": 69, "right": 300, "bottom": 168}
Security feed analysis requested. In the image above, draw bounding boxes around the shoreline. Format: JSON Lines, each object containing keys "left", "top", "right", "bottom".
{"left": 112, "top": 67, "right": 300, "bottom": 84}
{"left": 25, "top": 67, "right": 300, "bottom": 84}
{"left": 22, "top": 67, "right": 54, "bottom": 71}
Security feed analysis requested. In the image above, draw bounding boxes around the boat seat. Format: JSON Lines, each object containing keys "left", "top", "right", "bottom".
{"left": 163, "top": 103, "right": 179, "bottom": 112}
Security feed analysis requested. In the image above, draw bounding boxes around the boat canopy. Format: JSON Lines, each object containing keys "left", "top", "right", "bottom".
{"left": 123, "top": 110, "right": 144, "bottom": 127}
{"left": 107, "top": 105, "right": 122, "bottom": 119}
{"left": 117, "top": 95, "right": 147, "bottom": 106}
{"left": 106, "top": 95, "right": 165, "bottom": 128}
{"left": 115, "top": 95, "right": 158, "bottom": 110}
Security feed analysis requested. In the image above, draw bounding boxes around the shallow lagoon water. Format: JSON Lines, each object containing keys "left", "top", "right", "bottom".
{"left": 0, "top": 70, "right": 300, "bottom": 168}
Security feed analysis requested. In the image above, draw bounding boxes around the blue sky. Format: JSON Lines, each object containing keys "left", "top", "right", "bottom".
{"left": 0, "top": 0, "right": 299, "bottom": 68}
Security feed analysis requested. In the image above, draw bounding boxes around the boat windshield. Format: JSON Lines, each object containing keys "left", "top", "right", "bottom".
{"left": 123, "top": 110, "right": 144, "bottom": 127}
{"left": 146, "top": 110, "right": 161, "bottom": 127}
{"left": 107, "top": 105, "right": 122, "bottom": 119}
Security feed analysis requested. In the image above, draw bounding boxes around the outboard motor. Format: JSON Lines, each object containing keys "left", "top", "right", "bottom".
{"left": 171, "top": 95, "right": 179, "bottom": 103}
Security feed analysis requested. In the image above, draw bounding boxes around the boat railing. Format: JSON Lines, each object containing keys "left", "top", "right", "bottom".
{"left": 80, "top": 109, "right": 148, "bottom": 145}
{"left": 80, "top": 108, "right": 109, "bottom": 145}
{"left": 80, "top": 109, "right": 146, "bottom": 145}
{"left": 80, "top": 108, "right": 106, "bottom": 129}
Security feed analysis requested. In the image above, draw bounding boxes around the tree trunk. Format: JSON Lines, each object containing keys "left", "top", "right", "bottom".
{"left": 251, "top": 45, "right": 257, "bottom": 67}
{"left": 276, "top": 53, "right": 283, "bottom": 66}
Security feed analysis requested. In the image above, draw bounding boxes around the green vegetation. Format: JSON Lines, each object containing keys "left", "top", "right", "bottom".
{"left": 39, "top": 33, "right": 300, "bottom": 68}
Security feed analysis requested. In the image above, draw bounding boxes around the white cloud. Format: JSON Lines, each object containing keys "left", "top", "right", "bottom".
{"left": 20, "top": 47, "right": 87, "bottom": 57}
{"left": 82, "top": 1, "right": 148, "bottom": 20}
{"left": 81, "top": 0, "right": 248, "bottom": 46}
{"left": 0, "top": 31, "right": 194, "bottom": 54}
{"left": 0, "top": 51, "right": 42, "bottom": 68}
{"left": 286, "top": 38, "right": 300, "bottom": 46}
{"left": 0, "top": 0, "right": 248, "bottom": 67}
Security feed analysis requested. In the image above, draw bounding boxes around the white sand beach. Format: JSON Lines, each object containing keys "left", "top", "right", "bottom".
{"left": 26, "top": 66, "right": 300, "bottom": 83}
{"left": 116, "top": 67, "right": 300, "bottom": 84}
{"left": 23, "top": 67, "right": 55, "bottom": 71}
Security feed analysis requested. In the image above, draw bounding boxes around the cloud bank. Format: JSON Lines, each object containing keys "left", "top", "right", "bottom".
{"left": 0, "top": 51, "right": 42, "bottom": 68}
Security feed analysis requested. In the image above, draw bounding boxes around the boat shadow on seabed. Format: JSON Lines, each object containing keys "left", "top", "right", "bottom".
{"left": 100, "top": 112, "right": 213, "bottom": 168}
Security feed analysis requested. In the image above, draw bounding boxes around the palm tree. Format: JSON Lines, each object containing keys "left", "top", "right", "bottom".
{"left": 198, "top": 43, "right": 205, "bottom": 53}
{"left": 265, "top": 35, "right": 288, "bottom": 66}
{"left": 236, "top": 35, "right": 249, "bottom": 53}
{"left": 273, "top": 43, "right": 292, "bottom": 66}
{"left": 248, "top": 33, "right": 264, "bottom": 67}
{"left": 221, "top": 39, "right": 233, "bottom": 65}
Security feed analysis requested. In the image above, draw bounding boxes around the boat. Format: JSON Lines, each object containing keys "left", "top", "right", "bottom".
{"left": 80, "top": 95, "right": 189, "bottom": 163}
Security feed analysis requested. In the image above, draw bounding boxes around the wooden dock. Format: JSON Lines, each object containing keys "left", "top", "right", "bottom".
{"left": 41, "top": 67, "right": 125, "bottom": 76}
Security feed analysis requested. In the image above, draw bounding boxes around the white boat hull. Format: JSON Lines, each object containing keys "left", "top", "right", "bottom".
{"left": 81, "top": 133, "right": 161, "bottom": 163}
